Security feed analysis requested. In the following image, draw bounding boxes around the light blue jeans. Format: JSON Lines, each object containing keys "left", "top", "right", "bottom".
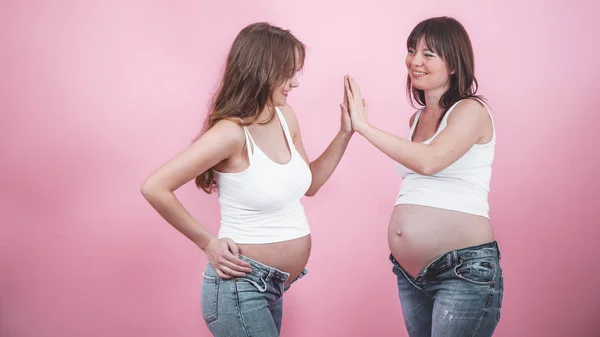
{"left": 201, "top": 255, "right": 307, "bottom": 337}
{"left": 390, "top": 241, "right": 504, "bottom": 337}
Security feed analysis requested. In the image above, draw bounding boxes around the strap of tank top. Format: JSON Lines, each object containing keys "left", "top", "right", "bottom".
{"left": 237, "top": 118, "right": 255, "bottom": 160}
{"left": 440, "top": 98, "right": 495, "bottom": 138}
{"left": 470, "top": 97, "right": 496, "bottom": 142}
{"left": 439, "top": 100, "right": 461, "bottom": 127}
{"left": 275, "top": 107, "right": 295, "bottom": 150}
{"left": 409, "top": 108, "right": 424, "bottom": 141}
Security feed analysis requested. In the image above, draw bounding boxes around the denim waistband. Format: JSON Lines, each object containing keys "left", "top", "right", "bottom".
{"left": 390, "top": 241, "right": 500, "bottom": 281}
{"left": 237, "top": 255, "right": 290, "bottom": 283}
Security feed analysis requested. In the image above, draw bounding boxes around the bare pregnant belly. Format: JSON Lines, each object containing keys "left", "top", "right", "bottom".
{"left": 388, "top": 204, "right": 495, "bottom": 278}
{"left": 238, "top": 234, "right": 311, "bottom": 286}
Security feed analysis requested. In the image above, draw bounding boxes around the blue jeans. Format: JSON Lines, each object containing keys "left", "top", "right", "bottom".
{"left": 201, "top": 255, "right": 307, "bottom": 337}
{"left": 390, "top": 241, "right": 504, "bottom": 337}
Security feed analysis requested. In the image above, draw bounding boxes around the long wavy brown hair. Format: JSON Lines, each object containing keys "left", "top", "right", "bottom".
{"left": 406, "top": 17, "right": 485, "bottom": 123}
{"left": 195, "top": 22, "right": 305, "bottom": 193}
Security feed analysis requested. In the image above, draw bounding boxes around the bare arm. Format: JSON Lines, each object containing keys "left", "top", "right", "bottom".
{"left": 346, "top": 76, "right": 490, "bottom": 175}
{"left": 279, "top": 104, "right": 353, "bottom": 197}
{"left": 140, "top": 119, "right": 252, "bottom": 278}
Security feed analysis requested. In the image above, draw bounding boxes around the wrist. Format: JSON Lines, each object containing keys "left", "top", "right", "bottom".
{"left": 355, "top": 122, "right": 371, "bottom": 135}
{"left": 338, "top": 128, "right": 354, "bottom": 138}
{"left": 197, "top": 236, "right": 216, "bottom": 251}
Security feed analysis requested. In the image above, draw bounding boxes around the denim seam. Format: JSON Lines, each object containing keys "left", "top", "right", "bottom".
{"left": 202, "top": 276, "right": 219, "bottom": 324}
{"left": 268, "top": 296, "right": 282, "bottom": 311}
{"left": 469, "top": 286, "right": 494, "bottom": 337}
{"left": 233, "top": 280, "right": 252, "bottom": 337}
{"left": 459, "top": 254, "right": 497, "bottom": 262}
{"left": 202, "top": 274, "right": 217, "bottom": 282}
{"left": 496, "top": 275, "right": 504, "bottom": 322}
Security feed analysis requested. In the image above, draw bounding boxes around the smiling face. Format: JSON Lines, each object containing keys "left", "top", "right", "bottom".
{"left": 404, "top": 17, "right": 479, "bottom": 109}
{"left": 269, "top": 47, "right": 303, "bottom": 107}
{"left": 406, "top": 38, "right": 452, "bottom": 94}
{"left": 271, "top": 63, "right": 300, "bottom": 107}
{"left": 271, "top": 74, "right": 299, "bottom": 107}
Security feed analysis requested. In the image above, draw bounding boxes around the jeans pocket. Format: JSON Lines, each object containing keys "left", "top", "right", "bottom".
{"left": 453, "top": 257, "right": 497, "bottom": 286}
{"left": 201, "top": 274, "right": 219, "bottom": 324}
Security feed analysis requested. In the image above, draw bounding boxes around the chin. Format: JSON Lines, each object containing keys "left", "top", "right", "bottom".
{"left": 408, "top": 79, "right": 423, "bottom": 89}
{"left": 411, "top": 81, "right": 433, "bottom": 91}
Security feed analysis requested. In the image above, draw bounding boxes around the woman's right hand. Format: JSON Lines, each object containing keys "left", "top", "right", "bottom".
{"left": 203, "top": 238, "right": 253, "bottom": 279}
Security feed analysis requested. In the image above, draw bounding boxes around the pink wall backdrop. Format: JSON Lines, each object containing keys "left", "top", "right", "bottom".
{"left": 2, "top": 0, "right": 599, "bottom": 336}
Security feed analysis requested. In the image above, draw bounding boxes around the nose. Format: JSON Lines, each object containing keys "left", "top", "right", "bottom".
{"left": 290, "top": 73, "right": 299, "bottom": 88}
{"left": 410, "top": 53, "right": 423, "bottom": 67}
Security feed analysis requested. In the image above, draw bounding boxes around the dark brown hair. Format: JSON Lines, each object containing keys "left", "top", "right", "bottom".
{"left": 195, "top": 22, "right": 305, "bottom": 193}
{"left": 406, "top": 16, "right": 484, "bottom": 120}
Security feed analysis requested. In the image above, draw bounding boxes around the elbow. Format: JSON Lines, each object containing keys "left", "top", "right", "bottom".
{"left": 416, "top": 166, "right": 435, "bottom": 176}
{"left": 140, "top": 179, "right": 161, "bottom": 200}
{"left": 304, "top": 189, "right": 317, "bottom": 197}
{"left": 140, "top": 181, "right": 153, "bottom": 199}
{"left": 304, "top": 174, "right": 318, "bottom": 197}
{"left": 304, "top": 184, "right": 319, "bottom": 197}
{"left": 415, "top": 160, "right": 440, "bottom": 176}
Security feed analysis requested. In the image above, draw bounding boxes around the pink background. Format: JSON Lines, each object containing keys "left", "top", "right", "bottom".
{"left": 2, "top": 0, "right": 599, "bottom": 336}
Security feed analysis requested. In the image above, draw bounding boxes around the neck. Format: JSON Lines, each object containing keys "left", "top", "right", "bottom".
{"left": 255, "top": 104, "right": 275, "bottom": 124}
{"left": 423, "top": 86, "right": 448, "bottom": 117}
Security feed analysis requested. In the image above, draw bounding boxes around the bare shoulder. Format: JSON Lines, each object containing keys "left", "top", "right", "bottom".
{"left": 278, "top": 104, "right": 299, "bottom": 122}
{"left": 202, "top": 118, "right": 246, "bottom": 147}
{"left": 277, "top": 105, "right": 301, "bottom": 133}
{"left": 447, "top": 98, "right": 490, "bottom": 125}
{"left": 140, "top": 118, "right": 246, "bottom": 193}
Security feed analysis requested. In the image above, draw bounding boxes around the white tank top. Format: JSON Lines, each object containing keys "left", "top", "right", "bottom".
{"left": 214, "top": 107, "right": 312, "bottom": 244}
{"left": 395, "top": 99, "right": 496, "bottom": 218}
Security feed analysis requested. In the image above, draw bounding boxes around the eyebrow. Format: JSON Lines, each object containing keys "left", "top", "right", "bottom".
{"left": 408, "top": 45, "right": 435, "bottom": 51}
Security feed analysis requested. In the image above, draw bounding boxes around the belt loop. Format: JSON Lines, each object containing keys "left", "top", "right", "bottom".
{"left": 453, "top": 250, "right": 459, "bottom": 265}
{"left": 266, "top": 268, "right": 275, "bottom": 281}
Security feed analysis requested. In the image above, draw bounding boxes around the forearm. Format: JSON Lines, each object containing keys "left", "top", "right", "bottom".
{"left": 358, "top": 123, "right": 435, "bottom": 175}
{"left": 142, "top": 189, "right": 215, "bottom": 250}
{"left": 306, "top": 130, "right": 353, "bottom": 196}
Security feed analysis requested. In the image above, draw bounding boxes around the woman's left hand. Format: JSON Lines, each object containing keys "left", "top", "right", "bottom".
{"left": 344, "top": 75, "right": 369, "bottom": 133}
{"left": 339, "top": 76, "right": 353, "bottom": 135}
